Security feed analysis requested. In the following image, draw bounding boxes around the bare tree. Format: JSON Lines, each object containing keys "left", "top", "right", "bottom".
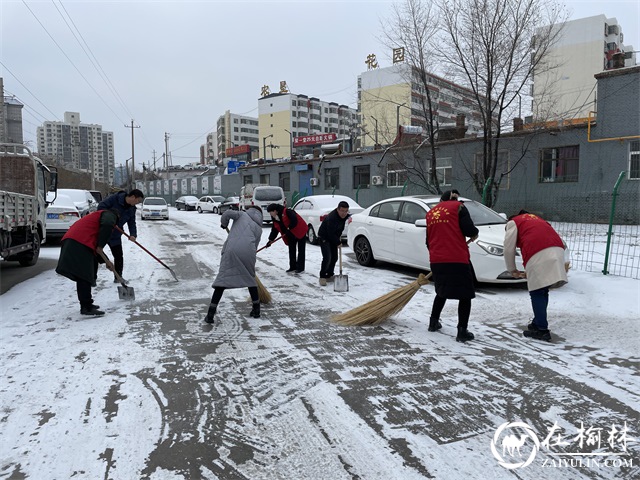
{"left": 379, "top": 0, "right": 443, "bottom": 194}
{"left": 439, "top": 0, "right": 567, "bottom": 207}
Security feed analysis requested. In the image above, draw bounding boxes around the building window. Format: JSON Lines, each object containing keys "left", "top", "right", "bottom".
{"left": 473, "top": 151, "right": 510, "bottom": 188}
{"left": 324, "top": 167, "right": 339, "bottom": 189}
{"left": 629, "top": 141, "right": 640, "bottom": 179}
{"left": 387, "top": 163, "right": 408, "bottom": 187}
{"left": 260, "top": 174, "right": 270, "bottom": 184}
{"left": 539, "top": 146, "right": 579, "bottom": 183}
{"left": 279, "top": 172, "right": 290, "bottom": 191}
{"left": 353, "top": 165, "right": 370, "bottom": 188}
{"left": 243, "top": 175, "right": 253, "bottom": 185}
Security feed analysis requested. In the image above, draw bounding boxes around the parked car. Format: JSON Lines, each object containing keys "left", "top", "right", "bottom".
{"left": 140, "top": 197, "right": 169, "bottom": 220}
{"left": 196, "top": 195, "right": 226, "bottom": 214}
{"left": 57, "top": 188, "right": 97, "bottom": 217}
{"left": 88, "top": 190, "right": 103, "bottom": 203}
{"left": 292, "top": 194, "right": 364, "bottom": 244}
{"left": 175, "top": 195, "right": 199, "bottom": 211}
{"left": 218, "top": 196, "right": 240, "bottom": 214}
{"left": 44, "top": 193, "right": 80, "bottom": 240}
{"left": 240, "top": 185, "right": 285, "bottom": 223}
{"left": 346, "top": 195, "right": 526, "bottom": 284}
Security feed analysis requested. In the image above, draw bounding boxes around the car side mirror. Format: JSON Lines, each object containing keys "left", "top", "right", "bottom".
{"left": 414, "top": 219, "right": 427, "bottom": 228}
{"left": 498, "top": 212, "right": 507, "bottom": 220}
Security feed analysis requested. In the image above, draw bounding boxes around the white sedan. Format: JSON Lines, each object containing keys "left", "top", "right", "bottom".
{"left": 140, "top": 197, "right": 169, "bottom": 220}
{"left": 196, "top": 195, "right": 226, "bottom": 214}
{"left": 292, "top": 194, "right": 364, "bottom": 244}
{"left": 347, "top": 195, "right": 525, "bottom": 284}
{"left": 45, "top": 193, "right": 81, "bottom": 240}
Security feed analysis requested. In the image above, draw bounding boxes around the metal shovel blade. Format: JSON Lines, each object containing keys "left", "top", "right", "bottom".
{"left": 334, "top": 274, "right": 349, "bottom": 292}
{"left": 117, "top": 284, "right": 135, "bottom": 300}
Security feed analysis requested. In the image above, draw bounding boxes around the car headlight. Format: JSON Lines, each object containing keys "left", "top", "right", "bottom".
{"left": 476, "top": 241, "right": 504, "bottom": 256}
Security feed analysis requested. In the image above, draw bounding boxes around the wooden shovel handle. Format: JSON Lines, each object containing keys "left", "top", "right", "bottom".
{"left": 97, "top": 249, "right": 127, "bottom": 285}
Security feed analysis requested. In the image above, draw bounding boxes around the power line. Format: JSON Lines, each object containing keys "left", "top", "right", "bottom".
{"left": 0, "top": 62, "right": 60, "bottom": 119}
{"left": 21, "top": 0, "right": 127, "bottom": 125}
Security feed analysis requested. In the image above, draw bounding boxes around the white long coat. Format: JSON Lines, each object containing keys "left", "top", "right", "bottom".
{"left": 504, "top": 220, "right": 568, "bottom": 292}
{"left": 212, "top": 208, "right": 263, "bottom": 288}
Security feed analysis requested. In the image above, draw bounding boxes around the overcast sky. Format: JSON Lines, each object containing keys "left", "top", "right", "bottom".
{"left": 1, "top": 0, "right": 638, "bottom": 168}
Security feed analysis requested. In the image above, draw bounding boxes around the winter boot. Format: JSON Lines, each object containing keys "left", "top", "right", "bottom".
{"left": 249, "top": 301, "right": 261, "bottom": 318}
{"left": 428, "top": 317, "right": 442, "bottom": 332}
{"left": 80, "top": 305, "right": 105, "bottom": 316}
{"left": 456, "top": 328, "right": 475, "bottom": 343}
{"left": 523, "top": 329, "right": 552, "bottom": 341}
{"left": 204, "top": 303, "right": 217, "bottom": 324}
{"left": 319, "top": 277, "right": 327, "bottom": 286}
{"left": 527, "top": 322, "right": 540, "bottom": 332}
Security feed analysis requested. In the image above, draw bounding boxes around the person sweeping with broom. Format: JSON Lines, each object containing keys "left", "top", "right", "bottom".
{"left": 204, "top": 206, "right": 264, "bottom": 324}
{"left": 426, "top": 190, "right": 479, "bottom": 343}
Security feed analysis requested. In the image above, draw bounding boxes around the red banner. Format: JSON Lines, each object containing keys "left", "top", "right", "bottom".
{"left": 225, "top": 144, "right": 251, "bottom": 156}
{"left": 293, "top": 133, "right": 337, "bottom": 147}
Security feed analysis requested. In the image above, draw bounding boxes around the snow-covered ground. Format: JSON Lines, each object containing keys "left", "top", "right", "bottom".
{"left": 1, "top": 209, "right": 638, "bottom": 479}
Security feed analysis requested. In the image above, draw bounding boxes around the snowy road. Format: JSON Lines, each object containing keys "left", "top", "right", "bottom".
{"left": 1, "top": 208, "right": 638, "bottom": 479}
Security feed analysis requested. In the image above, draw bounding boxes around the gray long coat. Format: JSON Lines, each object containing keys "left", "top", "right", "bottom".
{"left": 212, "top": 208, "right": 263, "bottom": 288}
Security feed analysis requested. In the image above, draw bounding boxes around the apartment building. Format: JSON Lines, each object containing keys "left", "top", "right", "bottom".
{"left": 216, "top": 110, "right": 259, "bottom": 162}
{"left": 258, "top": 93, "right": 358, "bottom": 159}
{"left": 532, "top": 14, "right": 637, "bottom": 123}
{"left": 37, "top": 111, "right": 114, "bottom": 184}
{"left": 358, "top": 63, "right": 484, "bottom": 149}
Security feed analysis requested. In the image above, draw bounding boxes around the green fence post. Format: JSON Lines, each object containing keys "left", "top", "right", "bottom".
{"left": 481, "top": 177, "right": 493, "bottom": 205}
{"left": 401, "top": 180, "right": 409, "bottom": 196}
{"left": 602, "top": 171, "right": 626, "bottom": 275}
{"left": 355, "top": 184, "right": 362, "bottom": 204}
{"left": 331, "top": 187, "right": 336, "bottom": 195}
{"left": 291, "top": 191, "right": 299, "bottom": 205}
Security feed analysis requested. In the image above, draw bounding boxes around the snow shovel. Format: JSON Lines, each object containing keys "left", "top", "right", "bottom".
{"left": 115, "top": 226, "right": 178, "bottom": 281}
{"left": 334, "top": 243, "right": 349, "bottom": 292}
{"left": 98, "top": 250, "right": 135, "bottom": 300}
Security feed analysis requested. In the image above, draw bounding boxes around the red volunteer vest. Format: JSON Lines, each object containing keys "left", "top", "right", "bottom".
{"left": 426, "top": 200, "right": 470, "bottom": 264}
{"left": 61, "top": 210, "right": 104, "bottom": 251}
{"left": 512, "top": 214, "right": 564, "bottom": 267}
{"left": 274, "top": 210, "right": 308, "bottom": 244}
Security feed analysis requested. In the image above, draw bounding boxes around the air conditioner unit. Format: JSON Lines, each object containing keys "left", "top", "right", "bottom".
{"left": 371, "top": 175, "right": 384, "bottom": 186}
{"left": 310, "top": 177, "right": 319, "bottom": 187}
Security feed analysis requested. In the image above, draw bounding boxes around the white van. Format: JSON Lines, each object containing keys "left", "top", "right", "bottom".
{"left": 240, "top": 184, "right": 285, "bottom": 223}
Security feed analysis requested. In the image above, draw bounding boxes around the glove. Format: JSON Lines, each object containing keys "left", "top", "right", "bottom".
{"left": 264, "top": 242, "right": 271, "bottom": 249}
{"left": 221, "top": 224, "right": 228, "bottom": 230}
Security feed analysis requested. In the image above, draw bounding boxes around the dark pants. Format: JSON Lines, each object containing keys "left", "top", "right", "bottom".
{"left": 210, "top": 286, "right": 259, "bottom": 305}
{"left": 288, "top": 237, "right": 306, "bottom": 271}
{"left": 319, "top": 240, "right": 338, "bottom": 279}
{"left": 430, "top": 295, "right": 472, "bottom": 330}
{"left": 530, "top": 287, "right": 550, "bottom": 330}
{"left": 76, "top": 261, "right": 99, "bottom": 309}
{"left": 108, "top": 243, "right": 124, "bottom": 276}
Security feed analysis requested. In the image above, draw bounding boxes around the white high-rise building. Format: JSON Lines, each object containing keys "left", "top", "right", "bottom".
{"left": 258, "top": 93, "right": 358, "bottom": 158}
{"left": 216, "top": 111, "right": 259, "bottom": 162}
{"left": 532, "top": 15, "right": 637, "bottom": 123}
{"left": 37, "top": 112, "right": 114, "bottom": 184}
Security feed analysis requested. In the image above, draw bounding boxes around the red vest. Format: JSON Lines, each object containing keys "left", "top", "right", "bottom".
{"left": 426, "top": 201, "right": 470, "bottom": 264}
{"left": 274, "top": 210, "right": 308, "bottom": 244}
{"left": 61, "top": 210, "right": 104, "bottom": 251}
{"left": 512, "top": 214, "right": 564, "bottom": 267}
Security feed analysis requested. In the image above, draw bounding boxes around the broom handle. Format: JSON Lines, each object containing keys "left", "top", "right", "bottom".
{"left": 257, "top": 235, "right": 282, "bottom": 253}
{"left": 115, "top": 225, "right": 173, "bottom": 272}
{"left": 339, "top": 243, "right": 343, "bottom": 274}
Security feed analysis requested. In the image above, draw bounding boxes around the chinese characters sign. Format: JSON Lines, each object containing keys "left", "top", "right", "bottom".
{"left": 293, "top": 133, "right": 337, "bottom": 147}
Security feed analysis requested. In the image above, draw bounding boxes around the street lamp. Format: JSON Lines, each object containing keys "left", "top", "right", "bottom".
{"left": 262, "top": 134, "right": 273, "bottom": 160}
{"left": 396, "top": 103, "right": 407, "bottom": 135}
{"left": 284, "top": 129, "right": 293, "bottom": 159}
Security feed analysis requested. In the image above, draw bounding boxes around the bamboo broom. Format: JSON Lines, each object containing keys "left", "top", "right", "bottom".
{"left": 331, "top": 273, "right": 432, "bottom": 326}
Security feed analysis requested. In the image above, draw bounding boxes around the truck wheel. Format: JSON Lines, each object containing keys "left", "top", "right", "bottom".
{"left": 19, "top": 231, "right": 41, "bottom": 267}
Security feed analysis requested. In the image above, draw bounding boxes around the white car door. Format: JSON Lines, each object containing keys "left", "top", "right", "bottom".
{"left": 395, "top": 201, "right": 430, "bottom": 268}
{"left": 365, "top": 201, "right": 402, "bottom": 260}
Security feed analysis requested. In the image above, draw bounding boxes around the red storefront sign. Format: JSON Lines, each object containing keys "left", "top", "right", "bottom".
{"left": 225, "top": 144, "right": 251, "bottom": 156}
{"left": 293, "top": 133, "right": 337, "bottom": 147}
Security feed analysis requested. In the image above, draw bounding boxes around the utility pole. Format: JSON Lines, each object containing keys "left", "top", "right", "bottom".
{"left": 165, "top": 132, "right": 171, "bottom": 204}
{"left": 125, "top": 120, "right": 140, "bottom": 192}
{"left": 152, "top": 150, "right": 157, "bottom": 171}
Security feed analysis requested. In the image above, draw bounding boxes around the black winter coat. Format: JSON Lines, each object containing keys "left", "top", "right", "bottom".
{"left": 318, "top": 209, "right": 349, "bottom": 246}
{"left": 97, "top": 191, "right": 137, "bottom": 245}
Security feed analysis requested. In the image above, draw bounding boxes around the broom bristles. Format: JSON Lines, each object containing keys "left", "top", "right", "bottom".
{"left": 255, "top": 275, "right": 272, "bottom": 304}
{"left": 331, "top": 273, "right": 432, "bottom": 326}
